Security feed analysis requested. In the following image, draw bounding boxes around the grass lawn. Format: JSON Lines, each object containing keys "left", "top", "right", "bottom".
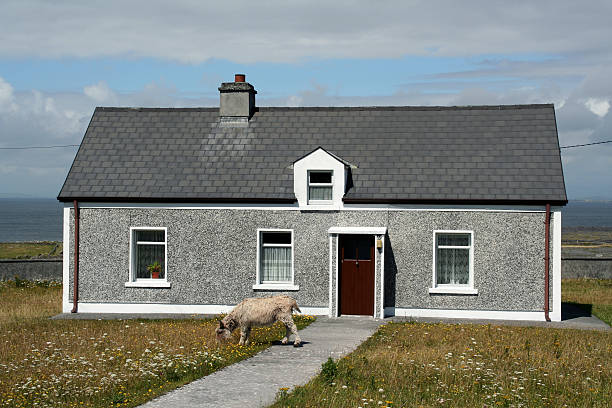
{"left": 0, "top": 241, "right": 62, "bottom": 259}
{"left": 272, "top": 322, "right": 611, "bottom": 408}
{"left": 273, "top": 279, "right": 612, "bottom": 408}
{"left": 0, "top": 280, "right": 315, "bottom": 407}
{"left": 562, "top": 278, "right": 612, "bottom": 325}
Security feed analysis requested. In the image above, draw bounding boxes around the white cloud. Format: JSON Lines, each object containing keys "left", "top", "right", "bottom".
{"left": 584, "top": 98, "right": 610, "bottom": 117}
{"left": 84, "top": 81, "right": 115, "bottom": 103}
{"left": 0, "top": 76, "right": 17, "bottom": 112}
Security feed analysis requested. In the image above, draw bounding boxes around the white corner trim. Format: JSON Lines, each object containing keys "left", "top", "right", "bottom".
{"left": 62, "top": 207, "right": 71, "bottom": 313}
{"left": 334, "top": 235, "right": 339, "bottom": 318}
{"left": 327, "top": 226, "right": 387, "bottom": 235}
{"left": 551, "top": 211, "right": 562, "bottom": 322}
{"left": 391, "top": 307, "right": 548, "bottom": 321}
{"left": 69, "top": 303, "right": 329, "bottom": 315}
{"left": 380, "top": 234, "right": 385, "bottom": 319}
{"left": 428, "top": 287, "right": 479, "bottom": 295}
{"left": 125, "top": 281, "right": 172, "bottom": 288}
{"left": 252, "top": 284, "right": 300, "bottom": 291}
{"left": 328, "top": 234, "right": 333, "bottom": 318}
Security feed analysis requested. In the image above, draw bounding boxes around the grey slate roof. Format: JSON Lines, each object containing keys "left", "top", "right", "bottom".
{"left": 58, "top": 104, "right": 567, "bottom": 204}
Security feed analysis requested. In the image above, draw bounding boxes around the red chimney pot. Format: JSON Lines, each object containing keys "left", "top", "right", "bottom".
{"left": 235, "top": 74, "right": 246, "bottom": 83}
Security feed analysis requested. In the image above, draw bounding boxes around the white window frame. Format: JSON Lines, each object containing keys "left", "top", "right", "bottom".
{"left": 307, "top": 170, "right": 334, "bottom": 205}
{"left": 253, "top": 228, "right": 299, "bottom": 291}
{"left": 429, "top": 230, "right": 477, "bottom": 295}
{"left": 125, "top": 226, "right": 171, "bottom": 288}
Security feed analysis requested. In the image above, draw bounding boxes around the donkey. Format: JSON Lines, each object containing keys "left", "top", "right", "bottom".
{"left": 216, "top": 295, "right": 302, "bottom": 347}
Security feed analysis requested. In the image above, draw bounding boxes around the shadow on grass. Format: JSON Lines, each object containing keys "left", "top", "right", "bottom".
{"left": 562, "top": 301, "right": 592, "bottom": 320}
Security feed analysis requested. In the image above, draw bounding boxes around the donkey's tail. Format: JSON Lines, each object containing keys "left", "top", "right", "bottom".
{"left": 292, "top": 299, "right": 302, "bottom": 314}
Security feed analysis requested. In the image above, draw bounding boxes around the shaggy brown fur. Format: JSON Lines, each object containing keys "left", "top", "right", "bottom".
{"left": 216, "top": 295, "right": 302, "bottom": 347}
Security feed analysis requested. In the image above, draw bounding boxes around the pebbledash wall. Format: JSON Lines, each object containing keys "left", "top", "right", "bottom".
{"left": 62, "top": 204, "right": 562, "bottom": 321}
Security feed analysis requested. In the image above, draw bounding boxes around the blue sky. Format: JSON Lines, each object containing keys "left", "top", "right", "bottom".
{"left": 0, "top": 1, "right": 611, "bottom": 199}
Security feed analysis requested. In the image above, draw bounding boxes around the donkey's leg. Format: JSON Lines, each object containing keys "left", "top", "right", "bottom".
{"left": 239, "top": 326, "right": 251, "bottom": 345}
{"left": 281, "top": 319, "right": 292, "bottom": 345}
{"left": 279, "top": 314, "right": 301, "bottom": 347}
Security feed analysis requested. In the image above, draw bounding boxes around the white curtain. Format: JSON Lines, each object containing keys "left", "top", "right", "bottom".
{"left": 437, "top": 248, "right": 469, "bottom": 285}
{"left": 261, "top": 247, "right": 291, "bottom": 281}
{"left": 309, "top": 186, "right": 332, "bottom": 200}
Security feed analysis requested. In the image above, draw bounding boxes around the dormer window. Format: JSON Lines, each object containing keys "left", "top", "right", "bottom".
{"left": 308, "top": 170, "right": 333, "bottom": 203}
{"left": 293, "top": 147, "right": 353, "bottom": 210}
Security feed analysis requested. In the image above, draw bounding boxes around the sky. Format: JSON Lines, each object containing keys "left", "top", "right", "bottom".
{"left": 0, "top": 0, "right": 611, "bottom": 200}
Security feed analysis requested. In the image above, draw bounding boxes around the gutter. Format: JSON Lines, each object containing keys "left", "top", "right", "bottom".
{"left": 342, "top": 198, "right": 568, "bottom": 206}
{"left": 71, "top": 200, "right": 79, "bottom": 313}
{"left": 56, "top": 197, "right": 297, "bottom": 204}
{"left": 544, "top": 203, "right": 551, "bottom": 322}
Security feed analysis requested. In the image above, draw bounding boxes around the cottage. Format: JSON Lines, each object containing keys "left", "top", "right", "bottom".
{"left": 58, "top": 74, "right": 566, "bottom": 321}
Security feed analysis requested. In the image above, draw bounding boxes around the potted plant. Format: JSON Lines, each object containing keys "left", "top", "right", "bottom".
{"left": 146, "top": 261, "right": 162, "bottom": 279}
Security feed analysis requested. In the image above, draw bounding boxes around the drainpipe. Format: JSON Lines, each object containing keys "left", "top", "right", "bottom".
{"left": 71, "top": 200, "right": 79, "bottom": 313}
{"left": 544, "top": 203, "right": 551, "bottom": 322}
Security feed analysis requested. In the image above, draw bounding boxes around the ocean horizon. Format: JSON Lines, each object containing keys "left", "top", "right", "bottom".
{"left": 0, "top": 198, "right": 611, "bottom": 242}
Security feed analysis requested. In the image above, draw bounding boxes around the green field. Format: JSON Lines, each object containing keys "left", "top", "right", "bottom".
{"left": 0, "top": 242, "right": 62, "bottom": 259}
{"left": 0, "top": 280, "right": 315, "bottom": 407}
{"left": 271, "top": 321, "right": 611, "bottom": 408}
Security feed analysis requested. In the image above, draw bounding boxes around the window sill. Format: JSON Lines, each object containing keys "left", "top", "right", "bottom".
{"left": 125, "top": 281, "right": 172, "bottom": 288}
{"left": 429, "top": 287, "right": 478, "bottom": 295}
{"left": 253, "top": 284, "right": 300, "bottom": 291}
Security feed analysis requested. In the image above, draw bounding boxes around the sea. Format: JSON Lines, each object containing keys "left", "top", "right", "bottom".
{"left": 0, "top": 198, "right": 611, "bottom": 242}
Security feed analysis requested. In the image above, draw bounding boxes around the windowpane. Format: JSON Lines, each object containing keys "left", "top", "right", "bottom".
{"left": 436, "top": 248, "right": 469, "bottom": 285}
{"left": 309, "top": 186, "right": 332, "bottom": 200}
{"left": 135, "top": 230, "right": 165, "bottom": 242}
{"left": 437, "top": 233, "right": 470, "bottom": 247}
{"left": 262, "top": 232, "right": 291, "bottom": 245}
{"left": 357, "top": 239, "right": 371, "bottom": 260}
{"left": 135, "top": 243, "right": 165, "bottom": 279}
{"left": 309, "top": 171, "right": 332, "bottom": 184}
{"left": 261, "top": 247, "right": 291, "bottom": 282}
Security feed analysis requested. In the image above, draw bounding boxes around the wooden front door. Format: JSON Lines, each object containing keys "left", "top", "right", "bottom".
{"left": 339, "top": 235, "right": 375, "bottom": 316}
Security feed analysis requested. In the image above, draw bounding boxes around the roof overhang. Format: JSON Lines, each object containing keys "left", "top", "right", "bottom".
{"left": 57, "top": 196, "right": 297, "bottom": 204}
{"left": 342, "top": 198, "right": 568, "bottom": 206}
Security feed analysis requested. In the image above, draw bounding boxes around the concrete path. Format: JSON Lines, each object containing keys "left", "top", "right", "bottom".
{"left": 138, "top": 317, "right": 384, "bottom": 408}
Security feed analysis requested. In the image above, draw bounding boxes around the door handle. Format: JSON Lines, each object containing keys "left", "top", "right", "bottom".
{"left": 355, "top": 261, "right": 359, "bottom": 267}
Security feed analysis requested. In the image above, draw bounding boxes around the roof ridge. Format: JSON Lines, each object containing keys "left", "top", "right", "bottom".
{"left": 95, "top": 107, "right": 218, "bottom": 112}
{"left": 94, "top": 104, "right": 554, "bottom": 113}
{"left": 256, "top": 104, "right": 554, "bottom": 111}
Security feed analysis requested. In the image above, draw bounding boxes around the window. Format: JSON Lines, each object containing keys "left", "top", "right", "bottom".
{"left": 430, "top": 231, "right": 477, "bottom": 295}
{"left": 308, "top": 170, "right": 333, "bottom": 203}
{"left": 254, "top": 229, "right": 299, "bottom": 290}
{"left": 126, "top": 227, "right": 170, "bottom": 288}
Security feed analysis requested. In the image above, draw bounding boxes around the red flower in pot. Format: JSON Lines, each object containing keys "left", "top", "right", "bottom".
{"left": 146, "top": 261, "right": 162, "bottom": 279}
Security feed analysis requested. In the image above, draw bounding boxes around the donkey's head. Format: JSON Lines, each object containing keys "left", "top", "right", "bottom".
{"left": 215, "top": 319, "right": 232, "bottom": 342}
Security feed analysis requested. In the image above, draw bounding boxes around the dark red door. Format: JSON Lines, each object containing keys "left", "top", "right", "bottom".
{"left": 339, "top": 235, "right": 375, "bottom": 316}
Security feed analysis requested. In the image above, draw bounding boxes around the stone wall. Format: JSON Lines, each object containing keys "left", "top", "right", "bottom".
{"left": 562, "top": 258, "right": 612, "bottom": 279}
{"left": 0, "top": 259, "right": 62, "bottom": 281}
